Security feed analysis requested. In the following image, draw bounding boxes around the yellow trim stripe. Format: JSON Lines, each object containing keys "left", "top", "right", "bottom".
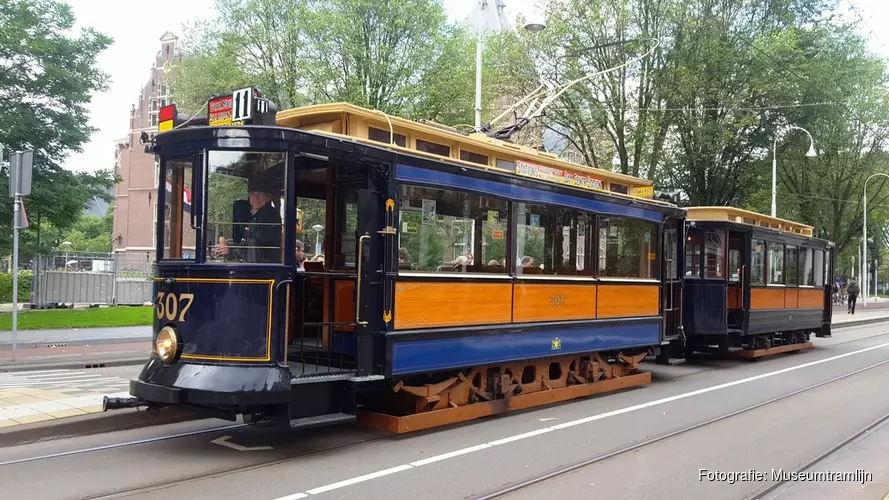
{"left": 155, "top": 277, "right": 276, "bottom": 362}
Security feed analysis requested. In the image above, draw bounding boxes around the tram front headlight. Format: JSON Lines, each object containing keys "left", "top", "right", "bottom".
{"left": 156, "top": 326, "right": 179, "bottom": 363}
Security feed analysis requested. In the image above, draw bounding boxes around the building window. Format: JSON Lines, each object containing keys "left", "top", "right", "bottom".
{"left": 150, "top": 114, "right": 158, "bottom": 127}
{"left": 751, "top": 239, "right": 765, "bottom": 285}
{"left": 514, "top": 204, "right": 592, "bottom": 276}
{"left": 151, "top": 99, "right": 158, "bottom": 111}
{"left": 416, "top": 138, "right": 450, "bottom": 157}
{"left": 397, "top": 184, "right": 508, "bottom": 273}
{"left": 768, "top": 241, "right": 784, "bottom": 284}
{"left": 368, "top": 127, "right": 407, "bottom": 147}
{"left": 598, "top": 216, "right": 658, "bottom": 279}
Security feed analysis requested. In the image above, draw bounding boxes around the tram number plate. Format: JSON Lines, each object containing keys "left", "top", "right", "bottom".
{"left": 155, "top": 292, "right": 195, "bottom": 322}
{"left": 550, "top": 294, "right": 566, "bottom": 306}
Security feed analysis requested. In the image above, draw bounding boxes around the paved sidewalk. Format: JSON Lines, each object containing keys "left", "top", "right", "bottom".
{"left": 0, "top": 368, "right": 131, "bottom": 427}
{"left": 832, "top": 307, "right": 889, "bottom": 325}
{"left": 0, "top": 325, "right": 151, "bottom": 346}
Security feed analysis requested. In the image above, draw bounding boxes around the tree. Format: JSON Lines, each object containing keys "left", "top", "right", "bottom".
{"left": 170, "top": 0, "right": 478, "bottom": 125}
{"left": 0, "top": 0, "right": 116, "bottom": 257}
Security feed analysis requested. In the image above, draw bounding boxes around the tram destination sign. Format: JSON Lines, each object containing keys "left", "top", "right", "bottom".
{"left": 515, "top": 160, "right": 606, "bottom": 192}
{"left": 207, "top": 87, "right": 274, "bottom": 127}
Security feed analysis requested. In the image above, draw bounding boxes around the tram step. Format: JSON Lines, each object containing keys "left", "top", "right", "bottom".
{"left": 290, "top": 412, "right": 355, "bottom": 430}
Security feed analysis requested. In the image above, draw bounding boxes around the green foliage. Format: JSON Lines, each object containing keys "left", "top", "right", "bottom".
{"left": 0, "top": 0, "right": 117, "bottom": 257}
{"left": 0, "top": 270, "right": 33, "bottom": 302}
{"left": 171, "top": 0, "right": 477, "bottom": 124}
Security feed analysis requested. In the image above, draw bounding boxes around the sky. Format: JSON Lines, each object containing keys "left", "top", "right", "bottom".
{"left": 61, "top": 0, "right": 884, "bottom": 174}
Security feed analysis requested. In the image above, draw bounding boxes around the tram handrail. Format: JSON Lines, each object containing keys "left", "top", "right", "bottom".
{"left": 355, "top": 234, "right": 371, "bottom": 327}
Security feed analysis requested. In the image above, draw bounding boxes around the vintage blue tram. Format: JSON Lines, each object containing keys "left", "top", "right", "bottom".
{"left": 103, "top": 88, "right": 687, "bottom": 431}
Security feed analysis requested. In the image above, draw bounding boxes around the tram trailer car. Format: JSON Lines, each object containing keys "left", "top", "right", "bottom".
{"left": 103, "top": 88, "right": 686, "bottom": 433}
{"left": 665, "top": 207, "right": 835, "bottom": 360}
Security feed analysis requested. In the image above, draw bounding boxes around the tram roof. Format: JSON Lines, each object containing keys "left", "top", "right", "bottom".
{"left": 686, "top": 207, "right": 814, "bottom": 237}
{"left": 276, "top": 102, "right": 669, "bottom": 206}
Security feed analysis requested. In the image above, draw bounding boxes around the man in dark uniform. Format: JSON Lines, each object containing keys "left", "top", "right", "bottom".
{"left": 243, "top": 176, "right": 282, "bottom": 263}
{"left": 217, "top": 175, "right": 282, "bottom": 263}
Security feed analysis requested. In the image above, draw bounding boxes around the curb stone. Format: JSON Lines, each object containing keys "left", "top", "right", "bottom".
{"left": 0, "top": 406, "right": 206, "bottom": 448}
{"left": 0, "top": 356, "right": 147, "bottom": 373}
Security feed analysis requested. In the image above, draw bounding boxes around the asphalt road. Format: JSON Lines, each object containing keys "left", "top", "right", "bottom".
{"left": 1, "top": 322, "right": 889, "bottom": 500}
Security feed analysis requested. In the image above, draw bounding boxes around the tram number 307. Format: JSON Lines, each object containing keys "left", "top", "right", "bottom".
{"left": 155, "top": 292, "right": 195, "bottom": 322}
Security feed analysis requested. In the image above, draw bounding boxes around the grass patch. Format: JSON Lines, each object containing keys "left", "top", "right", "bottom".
{"left": 0, "top": 306, "right": 153, "bottom": 331}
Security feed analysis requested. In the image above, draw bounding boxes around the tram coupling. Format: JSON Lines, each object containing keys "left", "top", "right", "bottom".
{"left": 102, "top": 396, "right": 147, "bottom": 411}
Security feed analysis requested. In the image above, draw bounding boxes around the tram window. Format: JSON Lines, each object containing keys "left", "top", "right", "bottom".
{"left": 496, "top": 159, "right": 516, "bottom": 173}
{"left": 397, "top": 184, "right": 508, "bottom": 273}
{"left": 368, "top": 127, "right": 407, "bottom": 147}
{"left": 814, "top": 250, "right": 825, "bottom": 286}
{"left": 162, "top": 157, "right": 196, "bottom": 260}
{"left": 416, "top": 139, "right": 451, "bottom": 157}
{"left": 514, "top": 204, "right": 590, "bottom": 276}
{"left": 800, "top": 248, "right": 814, "bottom": 286}
{"left": 728, "top": 249, "right": 741, "bottom": 282}
{"left": 785, "top": 245, "right": 799, "bottom": 285}
{"left": 609, "top": 183, "right": 629, "bottom": 195}
{"left": 296, "top": 198, "right": 326, "bottom": 265}
{"left": 663, "top": 225, "right": 679, "bottom": 279}
{"left": 206, "top": 151, "right": 286, "bottom": 264}
{"left": 685, "top": 229, "right": 702, "bottom": 277}
{"left": 751, "top": 239, "right": 765, "bottom": 285}
{"left": 597, "top": 216, "right": 658, "bottom": 279}
{"left": 767, "top": 242, "right": 785, "bottom": 284}
{"left": 703, "top": 229, "right": 725, "bottom": 278}
{"left": 460, "top": 150, "right": 489, "bottom": 166}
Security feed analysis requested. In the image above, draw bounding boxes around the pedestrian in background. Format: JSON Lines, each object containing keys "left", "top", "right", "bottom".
{"left": 848, "top": 278, "right": 860, "bottom": 314}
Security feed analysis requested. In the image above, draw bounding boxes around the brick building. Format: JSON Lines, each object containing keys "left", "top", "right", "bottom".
{"left": 111, "top": 32, "right": 183, "bottom": 268}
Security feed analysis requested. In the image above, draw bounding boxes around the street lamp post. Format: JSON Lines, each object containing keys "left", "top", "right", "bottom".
{"left": 468, "top": 0, "right": 546, "bottom": 129}
{"left": 772, "top": 125, "right": 817, "bottom": 218}
{"left": 311, "top": 224, "right": 324, "bottom": 255}
{"left": 862, "top": 173, "right": 889, "bottom": 307}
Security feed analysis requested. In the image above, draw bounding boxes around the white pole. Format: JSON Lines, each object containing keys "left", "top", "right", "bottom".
{"left": 475, "top": 31, "right": 484, "bottom": 129}
{"left": 864, "top": 188, "right": 868, "bottom": 307}
{"left": 11, "top": 195, "right": 20, "bottom": 360}
{"left": 772, "top": 132, "right": 778, "bottom": 217}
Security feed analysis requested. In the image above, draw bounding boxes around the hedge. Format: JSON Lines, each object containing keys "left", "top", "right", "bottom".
{"left": 0, "top": 270, "right": 33, "bottom": 303}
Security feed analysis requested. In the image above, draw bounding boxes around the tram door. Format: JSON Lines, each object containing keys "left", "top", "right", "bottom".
{"left": 662, "top": 219, "right": 682, "bottom": 340}
{"left": 287, "top": 162, "right": 386, "bottom": 378}
{"left": 727, "top": 232, "right": 749, "bottom": 333}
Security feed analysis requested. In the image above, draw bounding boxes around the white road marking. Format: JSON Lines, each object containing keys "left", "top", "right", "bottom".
{"left": 270, "top": 340, "right": 889, "bottom": 499}
{"left": 211, "top": 435, "right": 273, "bottom": 451}
{"left": 409, "top": 444, "right": 492, "bottom": 467}
{"left": 304, "top": 465, "right": 414, "bottom": 495}
{"left": 537, "top": 417, "right": 558, "bottom": 422}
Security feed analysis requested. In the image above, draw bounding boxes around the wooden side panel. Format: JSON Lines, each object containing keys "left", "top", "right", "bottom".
{"left": 334, "top": 281, "right": 356, "bottom": 332}
{"left": 750, "top": 288, "right": 785, "bottom": 310}
{"left": 785, "top": 289, "right": 799, "bottom": 309}
{"left": 513, "top": 283, "right": 597, "bottom": 322}
{"left": 597, "top": 284, "right": 659, "bottom": 318}
{"left": 394, "top": 281, "right": 512, "bottom": 329}
{"left": 798, "top": 289, "right": 824, "bottom": 308}
{"left": 727, "top": 287, "right": 742, "bottom": 309}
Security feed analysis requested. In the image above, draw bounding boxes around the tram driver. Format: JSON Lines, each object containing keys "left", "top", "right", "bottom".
{"left": 215, "top": 175, "right": 282, "bottom": 263}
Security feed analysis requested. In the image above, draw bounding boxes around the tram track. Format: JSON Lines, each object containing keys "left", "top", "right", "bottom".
{"left": 469, "top": 357, "right": 889, "bottom": 500}
{"left": 4, "top": 326, "right": 888, "bottom": 500}
{"left": 743, "top": 411, "right": 889, "bottom": 500}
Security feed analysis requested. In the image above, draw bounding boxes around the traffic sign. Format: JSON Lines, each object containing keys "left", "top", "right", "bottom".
{"left": 9, "top": 150, "right": 33, "bottom": 197}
